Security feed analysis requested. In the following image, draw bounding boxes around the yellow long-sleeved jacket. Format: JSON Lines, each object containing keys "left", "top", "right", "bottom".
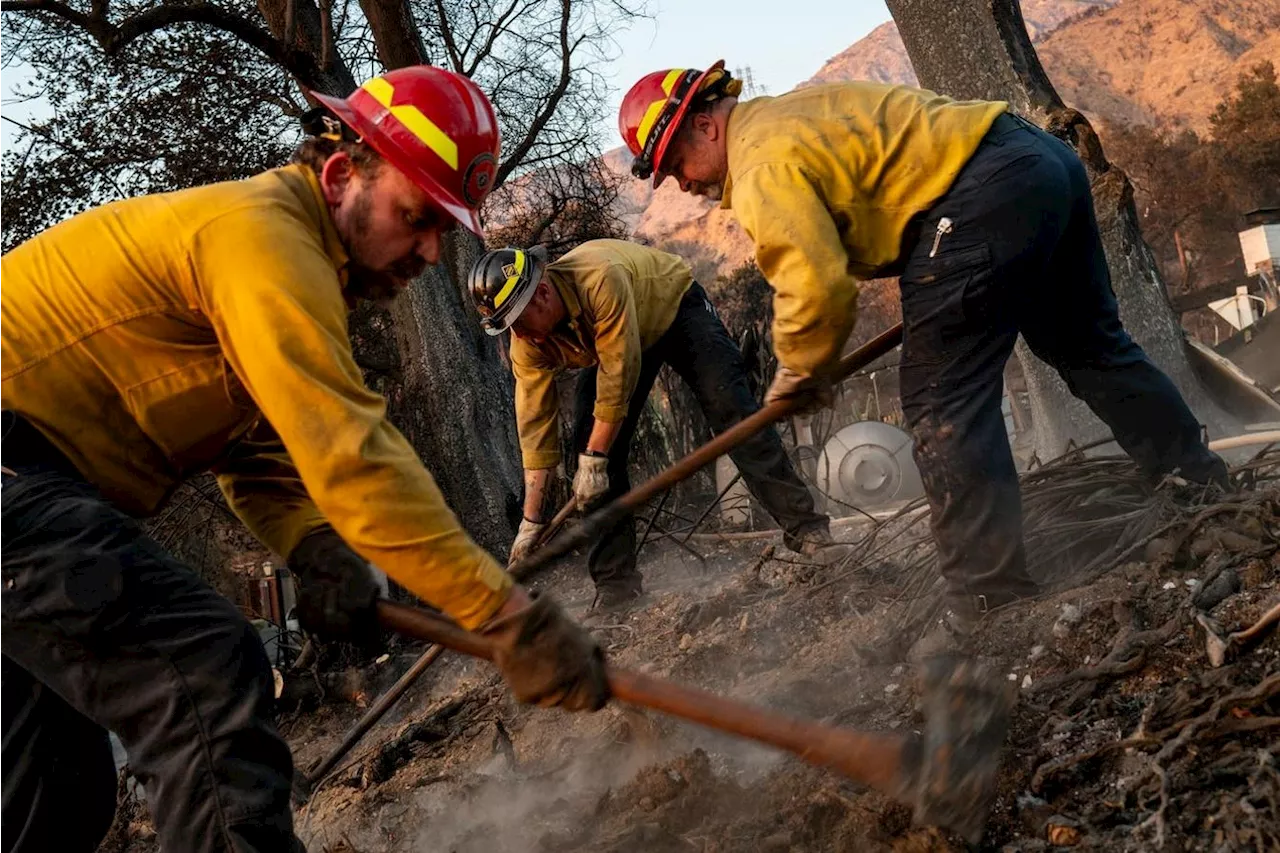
{"left": 721, "top": 82, "right": 1007, "bottom": 378}
{"left": 509, "top": 240, "right": 693, "bottom": 469}
{"left": 1, "top": 164, "right": 510, "bottom": 629}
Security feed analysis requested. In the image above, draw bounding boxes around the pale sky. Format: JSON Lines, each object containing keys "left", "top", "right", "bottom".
{"left": 600, "top": 0, "right": 891, "bottom": 143}
{"left": 1, "top": 1, "right": 892, "bottom": 153}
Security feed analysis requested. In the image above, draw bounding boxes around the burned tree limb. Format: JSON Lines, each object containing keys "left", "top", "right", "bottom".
{"left": 492, "top": 0, "right": 577, "bottom": 190}
{"left": 358, "top": 0, "right": 427, "bottom": 70}
{"left": 1, "top": 0, "right": 326, "bottom": 89}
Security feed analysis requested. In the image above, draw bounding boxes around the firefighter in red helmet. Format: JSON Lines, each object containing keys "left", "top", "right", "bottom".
{"left": 619, "top": 61, "right": 1226, "bottom": 657}
{"left": 1, "top": 66, "right": 608, "bottom": 853}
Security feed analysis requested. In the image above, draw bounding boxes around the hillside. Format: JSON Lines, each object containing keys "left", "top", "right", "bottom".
{"left": 803, "top": 0, "right": 1117, "bottom": 89}
{"left": 617, "top": 0, "right": 1277, "bottom": 279}
{"left": 796, "top": 0, "right": 1277, "bottom": 134}
{"left": 1036, "top": 0, "right": 1280, "bottom": 133}
{"left": 607, "top": 148, "right": 756, "bottom": 282}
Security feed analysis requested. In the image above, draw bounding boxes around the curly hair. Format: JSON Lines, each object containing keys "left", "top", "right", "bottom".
{"left": 290, "top": 137, "right": 384, "bottom": 176}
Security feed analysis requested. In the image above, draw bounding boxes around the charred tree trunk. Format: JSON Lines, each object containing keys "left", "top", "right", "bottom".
{"left": 369, "top": 23, "right": 522, "bottom": 552}
{"left": 885, "top": 0, "right": 1235, "bottom": 459}
{"left": 358, "top": 0, "right": 431, "bottom": 70}
{"left": 380, "top": 237, "right": 524, "bottom": 554}
{"left": 343, "top": 247, "right": 522, "bottom": 558}
{"left": 256, "top": 0, "right": 356, "bottom": 94}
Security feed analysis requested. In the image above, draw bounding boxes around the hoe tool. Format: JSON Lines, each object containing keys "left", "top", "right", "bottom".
{"left": 377, "top": 599, "right": 1014, "bottom": 843}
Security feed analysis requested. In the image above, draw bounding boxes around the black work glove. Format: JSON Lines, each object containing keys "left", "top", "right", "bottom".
{"left": 482, "top": 593, "right": 611, "bottom": 712}
{"left": 287, "top": 526, "right": 381, "bottom": 642}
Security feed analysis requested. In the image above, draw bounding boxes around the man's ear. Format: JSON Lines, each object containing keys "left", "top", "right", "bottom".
{"left": 691, "top": 111, "right": 719, "bottom": 142}
{"left": 319, "top": 151, "right": 356, "bottom": 206}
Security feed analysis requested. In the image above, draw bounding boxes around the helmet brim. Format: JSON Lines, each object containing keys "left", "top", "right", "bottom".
{"left": 649, "top": 59, "right": 725, "bottom": 189}
{"left": 309, "top": 90, "right": 486, "bottom": 236}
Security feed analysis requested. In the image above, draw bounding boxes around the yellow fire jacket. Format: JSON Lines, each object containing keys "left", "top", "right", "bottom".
{"left": 721, "top": 82, "right": 1007, "bottom": 378}
{"left": 1, "top": 165, "right": 511, "bottom": 628}
{"left": 510, "top": 240, "right": 693, "bottom": 469}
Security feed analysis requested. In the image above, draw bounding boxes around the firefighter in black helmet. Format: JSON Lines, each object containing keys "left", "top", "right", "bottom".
{"left": 469, "top": 239, "right": 851, "bottom": 610}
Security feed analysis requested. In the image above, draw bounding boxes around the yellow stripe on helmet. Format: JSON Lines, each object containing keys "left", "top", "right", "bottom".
{"left": 362, "top": 77, "right": 460, "bottom": 170}
{"left": 635, "top": 98, "right": 668, "bottom": 149}
{"left": 492, "top": 250, "right": 526, "bottom": 308}
{"left": 636, "top": 68, "right": 691, "bottom": 149}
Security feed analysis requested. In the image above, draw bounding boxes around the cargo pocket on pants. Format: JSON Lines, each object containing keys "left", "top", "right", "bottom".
{"left": 899, "top": 242, "right": 993, "bottom": 368}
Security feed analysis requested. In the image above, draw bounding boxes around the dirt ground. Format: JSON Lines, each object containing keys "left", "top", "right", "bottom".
{"left": 107, "top": 456, "right": 1279, "bottom": 853}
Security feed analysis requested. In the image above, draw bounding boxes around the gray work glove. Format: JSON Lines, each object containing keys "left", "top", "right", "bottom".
{"left": 572, "top": 452, "right": 610, "bottom": 509}
{"left": 765, "top": 366, "right": 833, "bottom": 415}
{"left": 508, "top": 517, "right": 546, "bottom": 568}
{"left": 481, "top": 593, "right": 610, "bottom": 712}
{"left": 287, "top": 526, "right": 381, "bottom": 642}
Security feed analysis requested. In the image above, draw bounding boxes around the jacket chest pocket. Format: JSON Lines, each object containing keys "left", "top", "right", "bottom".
{"left": 123, "top": 354, "right": 259, "bottom": 473}
{"left": 560, "top": 347, "right": 597, "bottom": 369}
{"left": 557, "top": 327, "right": 598, "bottom": 368}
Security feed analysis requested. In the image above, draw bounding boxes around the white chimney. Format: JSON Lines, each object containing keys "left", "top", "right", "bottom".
{"left": 1238, "top": 208, "right": 1280, "bottom": 276}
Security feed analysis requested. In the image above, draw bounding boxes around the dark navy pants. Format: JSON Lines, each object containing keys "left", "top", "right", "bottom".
{"left": 572, "top": 282, "right": 827, "bottom": 592}
{"left": 898, "top": 112, "right": 1226, "bottom": 602}
{"left": 1, "top": 414, "right": 304, "bottom": 853}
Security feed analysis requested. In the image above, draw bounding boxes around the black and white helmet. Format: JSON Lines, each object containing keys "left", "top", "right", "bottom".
{"left": 467, "top": 245, "right": 549, "bottom": 335}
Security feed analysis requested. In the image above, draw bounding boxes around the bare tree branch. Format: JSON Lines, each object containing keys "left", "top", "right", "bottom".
{"left": 358, "top": 0, "right": 426, "bottom": 69}
{"left": 1, "top": 0, "right": 325, "bottom": 88}
{"left": 5, "top": 135, "right": 39, "bottom": 191}
{"left": 492, "top": 0, "right": 573, "bottom": 188}
{"left": 0, "top": 0, "right": 95, "bottom": 30}
{"left": 1, "top": 113, "right": 128, "bottom": 198}
{"left": 430, "top": 0, "right": 462, "bottom": 70}
{"left": 461, "top": 0, "right": 526, "bottom": 77}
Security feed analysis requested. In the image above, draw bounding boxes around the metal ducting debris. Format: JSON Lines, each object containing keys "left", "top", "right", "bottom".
{"left": 815, "top": 420, "right": 924, "bottom": 508}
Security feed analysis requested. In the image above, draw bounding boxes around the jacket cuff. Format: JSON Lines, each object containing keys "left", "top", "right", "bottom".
{"left": 449, "top": 571, "right": 514, "bottom": 630}
{"left": 592, "top": 402, "right": 628, "bottom": 423}
{"left": 276, "top": 515, "right": 332, "bottom": 560}
{"left": 522, "top": 448, "right": 562, "bottom": 470}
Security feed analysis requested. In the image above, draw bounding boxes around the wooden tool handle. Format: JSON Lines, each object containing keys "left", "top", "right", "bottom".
{"left": 539, "top": 497, "right": 578, "bottom": 543}
{"left": 607, "top": 666, "right": 905, "bottom": 790}
{"left": 378, "top": 600, "right": 496, "bottom": 660}
{"left": 375, "top": 601, "right": 906, "bottom": 792}
{"left": 602, "top": 322, "right": 905, "bottom": 518}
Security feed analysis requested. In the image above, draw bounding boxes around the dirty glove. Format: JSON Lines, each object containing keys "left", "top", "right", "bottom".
{"left": 765, "top": 366, "right": 833, "bottom": 415}
{"left": 573, "top": 452, "right": 610, "bottom": 509}
{"left": 482, "top": 593, "right": 610, "bottom": 711}
{"left": 287, "top": 526, "right": 381, "bottom": 642}
{"left": 508, "top": 517, "right": 546, "bottom": 567}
